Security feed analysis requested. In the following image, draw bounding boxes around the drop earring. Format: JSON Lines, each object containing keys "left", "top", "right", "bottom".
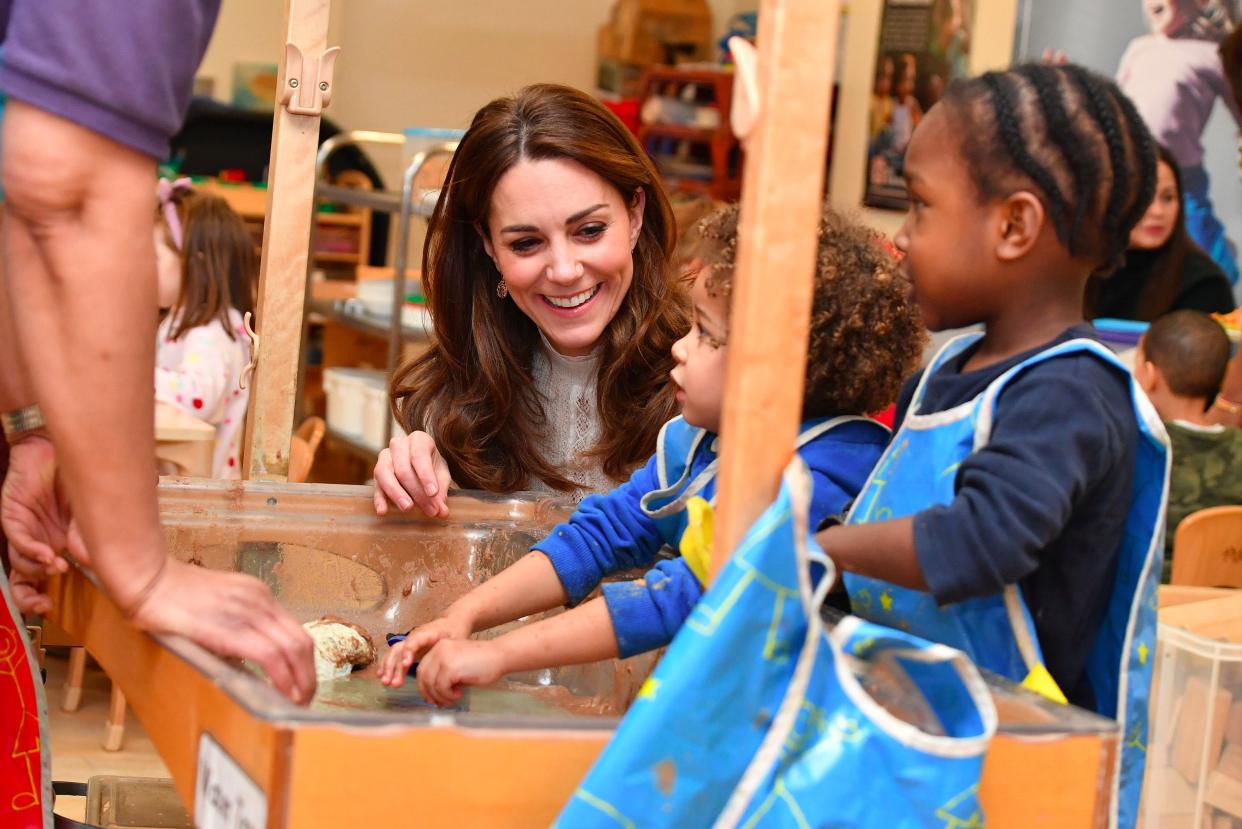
{"left": 496, "top": 279, "right": 509, "bottom": 299}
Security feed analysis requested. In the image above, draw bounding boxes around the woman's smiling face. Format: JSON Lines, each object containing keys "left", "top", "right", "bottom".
{"left": 482, "top": 157, "right": 643, "bottom": 357}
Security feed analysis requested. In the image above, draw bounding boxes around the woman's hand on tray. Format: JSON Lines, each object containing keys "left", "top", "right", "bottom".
{"left": 378, "top": 612, "right": 472, "bottom": 689}
{"left": 130, "top": 559, "right": 317, "bottom": 705}
{"left": 373, "top": 430, "right": 451, "bottom": 519}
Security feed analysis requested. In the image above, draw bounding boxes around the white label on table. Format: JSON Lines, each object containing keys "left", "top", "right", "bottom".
{"left": 195, "top": 732, "right": 268, "bottom": 829}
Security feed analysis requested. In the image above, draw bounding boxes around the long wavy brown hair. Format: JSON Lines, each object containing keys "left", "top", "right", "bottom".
{"left": 390, "top": 84, "right": 689, "bottom": 492}
{"left": 160, "top": 190, "right": 256, "bottom": 342}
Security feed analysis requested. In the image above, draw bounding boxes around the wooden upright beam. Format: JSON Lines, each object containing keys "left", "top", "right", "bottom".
{"left": 710, "top": 0, "right": 841, "bottom": 576}
{"left": 243, "top": 0, "right": 334, "bottom": 480}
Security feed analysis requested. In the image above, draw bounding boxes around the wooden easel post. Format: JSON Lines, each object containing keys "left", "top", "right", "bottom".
{"left": 710, "top": 0, "right": 841, "bottom": 575}
{"left": 242, "top": 0, "right": 335, "bottom": 481}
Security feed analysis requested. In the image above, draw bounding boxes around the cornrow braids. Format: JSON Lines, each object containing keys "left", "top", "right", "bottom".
{"left": 942, "top": 63, "right": 1158, "bottom": 275}
{"left": 1014, "top": 64, "right": 1090, "bottom": 252}
{"left": 980, "top": 72, "right": 1073, "bottom": 245}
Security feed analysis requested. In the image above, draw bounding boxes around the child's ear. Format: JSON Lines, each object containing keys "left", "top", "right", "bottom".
{"left": 994, "top": 191, "right": 1044, "bottom": 262}
{"left": 1134, "top": 354, "right": 1164, "bottom": 396}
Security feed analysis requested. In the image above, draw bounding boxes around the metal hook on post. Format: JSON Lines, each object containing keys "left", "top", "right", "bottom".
{"left": 240, "top": 311, "right": 260, "bottom": 390}
{"left": 281, "top": 43, "right": 341, "bottom": 117}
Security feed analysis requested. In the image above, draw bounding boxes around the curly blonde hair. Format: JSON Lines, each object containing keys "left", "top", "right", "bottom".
{"left": 695, "top": 202, "right": 925, "bottom": 417}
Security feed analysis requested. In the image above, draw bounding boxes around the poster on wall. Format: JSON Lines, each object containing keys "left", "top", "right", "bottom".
{"left": 1013, "top": 0, "right": 1242, "bottom": 286}
{"left": 231, "top": 63, "right": 279, "bottom": 112}
{"left": 863, "top": 0, "right": 974, "bottom": 211}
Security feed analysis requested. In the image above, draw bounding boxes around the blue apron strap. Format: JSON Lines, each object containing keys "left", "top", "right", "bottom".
{"left": 640, "top": 417, "right": 708, "bottom": 518}
{"left": 908, "top": 333, "right": 983, "bottom": 415}
{"left": 642, "top": 416, "right": 874, "bottom": 521}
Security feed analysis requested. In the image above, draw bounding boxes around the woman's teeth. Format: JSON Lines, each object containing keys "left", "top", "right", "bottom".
{"left": 545, "top": 285, "right": 600, "bottom": 309}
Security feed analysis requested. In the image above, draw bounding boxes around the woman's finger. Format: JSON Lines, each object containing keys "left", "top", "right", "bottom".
{"left": 374, "top": 448, "right": 414, "bottom": 512}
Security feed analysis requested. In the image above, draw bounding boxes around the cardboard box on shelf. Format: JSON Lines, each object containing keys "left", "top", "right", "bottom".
{"left": 597, "top": 0, "right": 713, "bottom": 67}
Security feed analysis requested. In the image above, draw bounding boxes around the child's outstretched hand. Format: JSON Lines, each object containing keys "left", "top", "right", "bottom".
{"left": 377, "top": 613, "right": 473, "bottom": 688}
{"left": 416, "top": 638, "right": 506, "bottom": 708}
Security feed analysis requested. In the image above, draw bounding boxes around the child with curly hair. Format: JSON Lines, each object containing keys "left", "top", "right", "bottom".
{"left": 379, "top": 202, "right": 925, "bottom": 703}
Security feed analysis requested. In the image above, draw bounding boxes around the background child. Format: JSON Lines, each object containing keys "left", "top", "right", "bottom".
{"left": 1134, "top": 310, "right": 1242, "bottom": 573}
{"left": 154, "top": 179, "right": 256, "bottom": 478}
{"left": 378, "top": 203, "right": 925, "bottom": 706}
{"left": 813, "top": 63, "right": 1167, "bottom": 829}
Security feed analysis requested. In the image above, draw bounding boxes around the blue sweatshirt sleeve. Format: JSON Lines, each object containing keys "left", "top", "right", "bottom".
{"left": 602, "top": 422, "right": 888, "bottom": 658}
{"left": 602, "top": 558, "right": 703, "bottom": 657}
{"left": 534, "top": 454, "right": 666, "bottom": 605}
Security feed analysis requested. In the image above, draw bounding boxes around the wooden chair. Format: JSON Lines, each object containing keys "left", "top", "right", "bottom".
{"left": 288, "top": 416, "right": 326, "bottom": 483}
{"left": 1170, "top": 505, "right": 1242, "bottom": 588}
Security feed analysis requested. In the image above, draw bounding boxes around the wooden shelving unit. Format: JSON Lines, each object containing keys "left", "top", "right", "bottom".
{"left": 637, "top": 66, "right": 742, "bottom": 201}
{"left": 198, "top": 177, "right": 372, "bottom": 275}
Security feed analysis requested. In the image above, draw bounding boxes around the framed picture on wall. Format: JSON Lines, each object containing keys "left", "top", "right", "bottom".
{"left": 863, "top": 0, "right": 975, "bottom": 211}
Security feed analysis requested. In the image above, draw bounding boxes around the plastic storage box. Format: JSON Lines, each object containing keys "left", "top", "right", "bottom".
{"left": 1142, "top": 588, "right": 1242, "bottom": 829}
{"left": 322, "top": 367, "right": 400, "bottom": 451}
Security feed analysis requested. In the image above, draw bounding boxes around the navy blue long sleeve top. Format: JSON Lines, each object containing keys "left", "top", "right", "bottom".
{"left": 898, "top": 326, "right": 1137, "bottom": 708}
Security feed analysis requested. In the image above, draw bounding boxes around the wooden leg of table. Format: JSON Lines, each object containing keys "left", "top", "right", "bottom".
{"left": 63, "top": 646, "right": 86, "bottom": 711}
{"left": 102, "top": 683, "right": 126, "bottom": 752}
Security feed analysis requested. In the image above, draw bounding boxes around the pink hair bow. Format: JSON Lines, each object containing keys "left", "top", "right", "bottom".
{"left": 157, "top": 177, "right": 194, "bottom": 250}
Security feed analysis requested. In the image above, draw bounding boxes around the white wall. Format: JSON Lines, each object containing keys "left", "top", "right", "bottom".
{"left": 197, "top": 0, "right": 347, "bottom": 105}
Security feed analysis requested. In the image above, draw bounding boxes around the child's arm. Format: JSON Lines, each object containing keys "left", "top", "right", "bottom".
{"left": 415, "top": 598, "right": 618, "bottom": 707}
{"left": 819, "top": 361, "right": 1133, "bottom": 605}
{"left": 378, "top": 550, "right": 567, "bottom": 687}
{"left": 533, "top": 455, "right": 667, "bottom": 605}
{"left": 816, "top": 519, "right": 928, "bottom": 590}
{"left": 380, "top": 458, "right": 665, "bottom": 687}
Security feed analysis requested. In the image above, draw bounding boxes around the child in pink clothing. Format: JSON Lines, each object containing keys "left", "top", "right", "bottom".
{"left": 153, "top": 179, "right": 257, "bottom": 478}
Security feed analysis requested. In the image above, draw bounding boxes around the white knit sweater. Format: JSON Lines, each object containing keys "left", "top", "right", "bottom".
{"left": 527, "top": 334, "right": 619, "bottom": 498}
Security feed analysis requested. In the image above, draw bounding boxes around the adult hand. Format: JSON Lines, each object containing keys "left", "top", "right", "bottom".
{"left": 377, "top": 611, "right": 473, "bottom": 688}
{"left": 1, "top": 434, "right": 88, "bottom": 613}
{"left": 373, "top": 430, "right": 451, "bottom": 518}
{"left": 417, "top": 638, "right": 506, "bottom": 707}
{"left": 1041, "top": 47, "right": 1067, "bottom": 65}
{"left": 129, "top": 559, "right": 317, "bottom": 705}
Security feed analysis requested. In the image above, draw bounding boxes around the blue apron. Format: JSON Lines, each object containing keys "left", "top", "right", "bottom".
{"left": 556, "top": 459, "right": 997, "bottom": 829}
{"left": 843, "top": 334, "right": 1170, "bottom": 829}
{"left": 639, "top": 414, "right": 876, "bottom": 548}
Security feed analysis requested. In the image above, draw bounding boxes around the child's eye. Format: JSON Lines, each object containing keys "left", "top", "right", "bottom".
{"left": 697, "top": 327, "right": 725, "bottom": 349}
{"left": 577, "top": 222, "right": 607, "bottom": 241}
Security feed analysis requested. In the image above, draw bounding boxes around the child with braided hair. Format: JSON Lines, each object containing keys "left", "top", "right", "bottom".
{"left": 814, "top": 63, "right": 1170, "bottom": 829}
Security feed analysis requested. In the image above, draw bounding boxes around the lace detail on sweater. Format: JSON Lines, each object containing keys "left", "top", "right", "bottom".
{"left": 528, "top": 335, "right": 620, "bottom": 499}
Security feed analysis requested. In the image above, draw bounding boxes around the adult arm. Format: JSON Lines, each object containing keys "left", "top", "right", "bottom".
{"left": 1, "top": 102, "right": 314, "bottom": 703}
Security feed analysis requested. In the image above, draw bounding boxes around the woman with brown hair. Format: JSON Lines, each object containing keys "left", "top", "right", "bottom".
{"left": 1088, "top": 144, "right": 1234, "bottom": 321}
{"left": 374, "top": 84, "right": 689, "bottom": 517}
